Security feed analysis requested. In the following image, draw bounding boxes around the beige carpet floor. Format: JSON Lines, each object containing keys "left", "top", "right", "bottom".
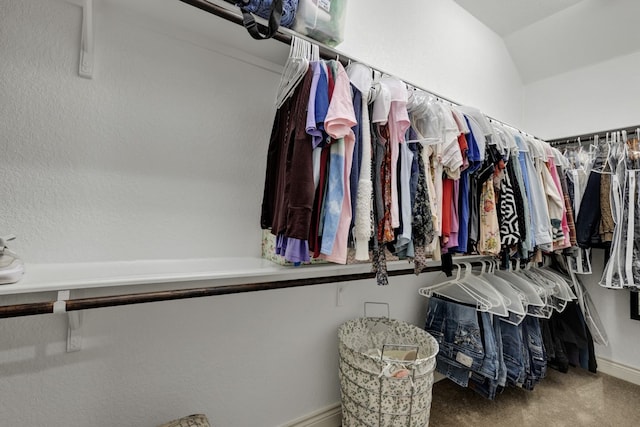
{"left": 429, "top": 368, "right": 640, "bottom": 426}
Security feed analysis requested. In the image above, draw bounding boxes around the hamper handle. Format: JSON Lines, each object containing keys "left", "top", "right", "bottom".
{"left": 380, "top": 344, "right": 420, "bottom": 363}
{"left": 364, "top": 302, "right": 390, "bottom": 318}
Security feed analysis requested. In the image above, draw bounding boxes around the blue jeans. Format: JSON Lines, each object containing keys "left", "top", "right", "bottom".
{"left": 500, "top": 319, "right": 525, "bottom": 387}
{"left": 425, "top": 297, "right": 484, "bottom": 387}
{"left": 522, "top": 316, "right": 546, "bottom": 390}
{"left": 475, "top": 312, "right": 499, "bottom": 381}
{"left": 468, "top": 312, "right": 501, "bottom": 399}
{"left": 494, "top": 317, "right": 508, "bottom": 388}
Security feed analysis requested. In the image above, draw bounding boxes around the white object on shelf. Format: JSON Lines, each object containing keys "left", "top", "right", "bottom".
{"left": 293, "top": 0, "right": 348, "bottom": 47}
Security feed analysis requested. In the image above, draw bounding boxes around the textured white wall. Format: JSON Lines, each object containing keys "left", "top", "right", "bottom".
{"left": 523, "top": 53, "right": 640, "bottom": 370}
{"left": 523, "top": 51, "right": 640, "bottom": 139}
{"left": 505, "top": 0, "right": 640, "bottom": 84}
{"left": 0, "top": 0, "right": 282, "bottom": 264}
{"left": 0, "top": 273, "right": 440, "bottom": 427}
{"left": 340, "top": 0, "right": 524, "bottom": 128}
{"left": 0, "top": 0, "right": 525, "bottom": 426}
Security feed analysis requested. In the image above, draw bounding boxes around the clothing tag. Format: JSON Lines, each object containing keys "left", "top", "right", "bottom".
{"left": 317, "top": 0, "right": 331, "bottom": 13}
{"left": 456, "top": 352, "right": 473, "bottom": 368}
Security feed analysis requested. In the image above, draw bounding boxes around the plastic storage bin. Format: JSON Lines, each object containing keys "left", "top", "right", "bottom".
{"left": 292, "top": 0, "right": 348, "bottom": 47}
{"left": 338, "top": 316, "right": 439, "bottom": 426}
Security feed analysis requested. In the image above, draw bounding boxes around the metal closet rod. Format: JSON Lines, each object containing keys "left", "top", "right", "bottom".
{"left": 177, "top": 0, "right": 541, "bottom": 140}
{"left": 548, "top": 125, "right": 640, "bottom": 146}
{"left": 0, "top": 263, "right": 488, "bottom": 319}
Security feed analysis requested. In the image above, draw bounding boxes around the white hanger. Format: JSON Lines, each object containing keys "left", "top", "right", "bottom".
{"left": 519, "top": 267, "right": 569, "bottom": 313}
{"left": 513, "top": 263, "right": 560, "bottom": 317}
{"left": 456, "top": 262, "right": 509, "bottom": 317}
{"left": 478, "top": 260, "right": 527, "bottom": 325}
{"left": 533, "top": 266, "right": 577, "bottom": 302}
{"left": 419, "top": 263, "right": 512, "bottom": 315}
{"left": 494, "top": 265, "right": 546, "bottom": 315}
{"left": 275, "top": 36, "right": 310, "bottom": 109}
{"left": 419, "top": 265, "right": 493, "bottom": 312}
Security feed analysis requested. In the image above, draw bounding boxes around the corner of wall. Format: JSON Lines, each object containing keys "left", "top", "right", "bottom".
{"left": 280, "top": 403, "right": 342, "bottom": 427}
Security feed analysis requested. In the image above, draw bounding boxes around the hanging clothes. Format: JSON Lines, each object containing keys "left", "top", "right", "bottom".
{"left": 260, "top": 58, "right": 620, "bottom": 313}
{"left": 424, "top": 296, "right": 549, "bottom": 399}
{"left": 318, "top": 61, "right": 357, "bottom": 264}
{"left": 546, "top": 146, "right": 571, "bottom": 251}
{"left": 479, "top": 178, "right": 501, "bottom": 256}
{"left": 575, "top": 144, "right": 606, "bottom": 249}
{"left": 261, "top": 67, "right": 316, "bottom": 263}
{"left": 346, "top": 63, "right": 374, "bottom": 261}
{"left": 503, "top": 129, "right": 531, "bottom": 256}
{"left": 601, "top": 135, "right": 640, "bottom": 289}
{"left": 497, "top": 170, "right": 520, "bottom": 248}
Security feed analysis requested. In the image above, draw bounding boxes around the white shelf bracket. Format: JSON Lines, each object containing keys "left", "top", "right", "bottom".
{"left": 53, "top": 290, "right": 83, "bottom": 352}
{"left": 66, "top": 311, "right": 83, "bottom": 353}
{"left": 79, "top": 0, "right": 94, "bottom": 79}
{"left": 53, "top": 290, "right": 70, "bottom": 314}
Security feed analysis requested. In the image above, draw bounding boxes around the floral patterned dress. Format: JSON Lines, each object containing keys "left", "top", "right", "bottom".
{"left": 479, "top": 179, "right": 501, "bottom": 255}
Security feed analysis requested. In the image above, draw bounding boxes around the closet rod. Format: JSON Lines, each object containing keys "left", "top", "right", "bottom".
{"left": 548, "top": 125, "right": 640, "bottom": 146}
{"left": 177, "top": 0, "right": 541, "bottom": 141}
{"left": 0, "top": 262, "right": 484, "bottom": 319}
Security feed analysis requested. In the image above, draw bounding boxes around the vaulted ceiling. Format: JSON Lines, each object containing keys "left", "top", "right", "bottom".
{"left": 453, "top": 0, "right": 640, "bottom": 83}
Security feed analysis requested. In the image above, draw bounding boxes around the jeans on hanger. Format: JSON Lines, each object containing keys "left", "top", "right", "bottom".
{"left": 468, "top": 312, "right": 501, "bottom": 399}
{"left": 494, "top": 316, "right": 507, "bottom": 388}
{"left": 522, "top": 316, "right": 546, "bottom": 390}
{"left": 500, "top": 319, "right": 525, "bottom": 387}
{"left": 436, "top": 357, "right": 475, "bottom": 387}
{"left": 527, "top": 316, "right": 547, "bottom": 379}
{"left": 475, "top": 311, "right": 499, "bottom": 380}
{"left": 425, "top": 297, "right": 485, "bottom": 386}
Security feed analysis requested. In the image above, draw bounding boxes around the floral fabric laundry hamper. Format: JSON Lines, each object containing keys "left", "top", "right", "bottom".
{"left": 338, "top": 316, "right": 439, "bottom": 427}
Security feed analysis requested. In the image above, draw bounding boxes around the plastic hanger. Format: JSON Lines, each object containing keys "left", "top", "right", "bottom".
{"left": 477, "top": 261, "right": 526, "bottom": 325}
{"left": 495, "top": 264, "right": 547, "bottom": 317}
{"left": 519, "top": 267, "right": 569, "bottom": 313}
{"left": 275, "top": 38, "right": 305, "bottom": 107}
{"left": 406, "top": 92, "right": 442, "bottom": 145}
{"left": 419, "top": 265, "right": 493, "bottom": 312}
{"left": 419, "top": 263, "right": 511, "bottom": 316}
{"left": 276, "top": 36, "right": 310, "bottom": 109}
{"left": 456, "top": 262, "right": 509, "bottom": 317}
{"left": 533, "top": 266, "right": 577, "bottom": 301}
{"left": 514, "top": 263, "right": 560, "bottom": 317}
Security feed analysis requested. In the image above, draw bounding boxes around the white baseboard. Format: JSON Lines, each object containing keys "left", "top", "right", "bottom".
{"left": 597, "top": 357, "right": 640, "bottom": 386}
{"left": 282, "top": 375, "right": 447, "bottom": 427}
{"left": 280, "top": 403, "right": 342, "bottom": 427}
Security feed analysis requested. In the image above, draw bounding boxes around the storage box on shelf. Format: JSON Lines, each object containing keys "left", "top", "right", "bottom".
{"left": 293, "top": 0, "right": 348, "bottom": 47}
